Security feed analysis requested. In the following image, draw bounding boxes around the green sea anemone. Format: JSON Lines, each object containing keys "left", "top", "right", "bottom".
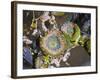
{"left": 40, "top": 29, "right": 67, "bottom": 57}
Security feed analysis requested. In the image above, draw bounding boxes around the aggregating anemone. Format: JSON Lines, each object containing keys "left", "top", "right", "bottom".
{"left": 40, "top": 29, "right": 67, "bottom": 57}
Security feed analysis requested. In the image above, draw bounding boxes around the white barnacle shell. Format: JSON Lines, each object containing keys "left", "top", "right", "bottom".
{"left": 41, "top": 22, "right": 48, "bottom": 32}
{"left": 23, "top": 36, "right": 32, "bottom": 44}
{"left": 63, "top": 51, "right": 71, "bottom": 62}
{"left": 48, "top": 65, "right": 56, "bottom": 68}
{"left": 32, "top": 29, "right": 38, "bottom": 36}
{"left": 25, "top": 39, "right": 32, "bottom": 44}
{"left": 40, "top": 11, "right": 50, "bottom": 22}
{"left": 51, "top": 58, "right": 60, "bottom": 67}
{"left": 49, "top": 15, "right": 56, "bottom": 25}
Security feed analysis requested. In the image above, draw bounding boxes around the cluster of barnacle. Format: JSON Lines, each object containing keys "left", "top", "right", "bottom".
{"left": 23, "top": 11, "right": 91, "bottom": 69}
